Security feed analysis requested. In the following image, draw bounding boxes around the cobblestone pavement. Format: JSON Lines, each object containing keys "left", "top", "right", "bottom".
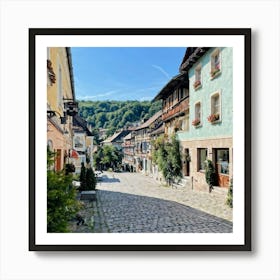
{"left": 70, "top": 171, "right": 232, "bottom": 233}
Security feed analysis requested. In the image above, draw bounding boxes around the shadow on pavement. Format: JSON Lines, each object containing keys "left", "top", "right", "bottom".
{"left": 100, "top": 175, "right": 120, "bottom": 183}
{"left": 95, "top": 189, "right": 233, "bottom": 233}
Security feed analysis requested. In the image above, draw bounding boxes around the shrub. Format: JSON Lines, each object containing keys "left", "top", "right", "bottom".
{"left": 205, "top": 159, "right": 216, "bottom": 193}
{"left": 47, "top": 152, "right": 81, "bottom": 232}
{"left": 85, "top": 167, "right": 97, "bottom": 190}
{"left": 226, "top": 178, "right": 233, "bottom": 208}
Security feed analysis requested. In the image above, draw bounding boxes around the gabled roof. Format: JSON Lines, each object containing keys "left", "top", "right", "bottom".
{"left": 102, "top": 130, "right": 131, "bottom": 144}
{"left": 73, "top": 115, "right": 92, "bottom": 136}
{"left": 179, "top": 47, "right": 210, "bottom": 73}
{"left": 152, "top": 73, "right": 188, "bottom": 102}
{"left": 123, "top": 132, "right": 133, "bottom": 141}
{"left": 134, "top": 110, "right": 162, "bottom": 131}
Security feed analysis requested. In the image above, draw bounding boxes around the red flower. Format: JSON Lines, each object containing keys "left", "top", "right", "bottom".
{"left": 192, "top": 119, "right": 200, "bottom": 126}
{"left": 207, "top": 113, "right": 219, "bottom": 122}
{"left": 193, "top": 80, "right": 201, "bottom": 88}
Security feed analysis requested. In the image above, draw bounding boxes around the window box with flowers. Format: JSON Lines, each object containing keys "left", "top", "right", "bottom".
{"left": 210, "top": 66, "right": 221, "bottom": 79}
{"left": 210, "top": 48, "right": 222, "bottom": 80}
{"left": 192, "top": 118, "right": 201, "bottom": 128}
{"left": 207, "top": 113, "right": 220, "bottom": 124}
{"left": 193, "top": 80, "right": 202, "bottom": 90}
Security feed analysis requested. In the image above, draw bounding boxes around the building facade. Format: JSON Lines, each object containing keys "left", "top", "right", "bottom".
{"left": 178, "top": 47, "right": 233, "bottom": 190}
{"left": 122, "top": 132, "right": 136, "bottom": 172}
{"left": 133, "top": 111, "right": 162, "bottom": 175}
{"left": 152, "top": 73, "right": 190, "bottom": 177}
{"left": 47, "top": 47, "right": 78, "bottom": 171}
{"left": 72, "top": 115, "right": 94, "bottom": 173}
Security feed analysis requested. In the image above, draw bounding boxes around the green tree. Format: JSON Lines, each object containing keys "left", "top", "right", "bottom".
{"left": 91, "top": 128, "right": 101, "bottom": 145}
{"left": 93, "top": 148, "right": 103, "bottom": 171}
{"left": 152, "top": 134, "right": 182, "bottom": 186}
{"left": 47, "top": 152, "right": 81, "bottom": 232}
{"left": 93, "top": 145, "right": 123, "bottom": 171}
{"left": 77, "top": 100, "right": 162, "bottom": 136}
{"left": 85, "top": 167, "right": 97, "bottom": 190}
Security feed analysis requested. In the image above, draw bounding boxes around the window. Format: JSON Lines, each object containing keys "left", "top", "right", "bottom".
{"left": 184, "top": 112, "right": 189, "bottom": 131}
{"left": 210, "top": 48, "right": 221, "bottom": 78}
{"left": 195, "top": 102, "right": 201, "bottom": 120}
{"left": 174, "top": 91, "right": 177, "bottom": 103}
{"left": 208, "top": 91, "right": 221, "bottom": 123}
{"left": 215, "top": 149, "right": 229, "bottom": 175}
{"left": 212, "top": 94, "right": 220, "bottom": 114}
{"left": 192, "top": 102, "right": 201, "bottom": 126}
{"left": 47, "top": 139, "right": 53, "bottom": 151}
{"left": 198, "top": 148, "right": 207, "bottom": 171}
{"left": 194, "top": 65, "right": 202, "bottom": 89}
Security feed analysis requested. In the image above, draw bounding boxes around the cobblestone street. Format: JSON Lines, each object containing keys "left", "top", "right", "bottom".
{"left": 70, "top": 171, "right": 232, "bottom": 233}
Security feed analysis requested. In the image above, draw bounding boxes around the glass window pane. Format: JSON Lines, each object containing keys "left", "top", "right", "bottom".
{"left": 216, "top": 149, "right": 229, "bottom": 174}
{"left": 198, "top": 148, "right": 207, "bottom": 170}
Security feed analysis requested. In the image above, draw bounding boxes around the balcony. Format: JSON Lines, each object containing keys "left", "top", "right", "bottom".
{"left": 162, "top": 98, "right": 189, "bottom": 122}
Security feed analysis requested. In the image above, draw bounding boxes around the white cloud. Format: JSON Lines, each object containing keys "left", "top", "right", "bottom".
{"left": 152, "top": 64, "right": 170, "bottom": 80}
{"left": 139, "top": 96, "right": 153, "bottom": 101}
{"left": 77, "top": 90, "right": 119, "bottom": 100}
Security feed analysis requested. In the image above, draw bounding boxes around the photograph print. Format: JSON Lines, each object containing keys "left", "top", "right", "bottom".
{"left": 29, "top": 28, "right": 251, "bottom": 251}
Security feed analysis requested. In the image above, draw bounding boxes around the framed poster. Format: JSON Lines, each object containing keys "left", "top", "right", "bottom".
{"left": 29, "top": 28, "right": 251, "bottom": 251}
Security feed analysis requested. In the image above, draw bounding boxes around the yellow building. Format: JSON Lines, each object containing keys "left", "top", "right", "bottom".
{"left": 47, "top": 47, "right": 77, "bottom": 171}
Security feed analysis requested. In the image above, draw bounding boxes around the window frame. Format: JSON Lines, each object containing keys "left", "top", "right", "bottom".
{"left": 209, "top": 90, "right": 222, "bottom": 124}
{"left": 210, "top": 48, "right": 222, "bottom": 79}
{"left": 214, "top": 148, "right": 230, "bottom": 175}
{"left": 193, "top": 101, "right": 202, "bottom": 127}
{"left": 197, "top": 148, "right": 208, "bottom": 172}
{"left": 194, "top": 63, "right": 202, "bottom": 90}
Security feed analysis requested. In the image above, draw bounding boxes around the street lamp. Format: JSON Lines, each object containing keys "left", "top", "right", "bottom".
{"left": 63, "top": 99, "right": 78, "bottom": 117}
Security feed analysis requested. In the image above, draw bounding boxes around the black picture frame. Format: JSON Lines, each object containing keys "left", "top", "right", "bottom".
{"left": 29, "top": 28, "right": 251, "bottom": 251}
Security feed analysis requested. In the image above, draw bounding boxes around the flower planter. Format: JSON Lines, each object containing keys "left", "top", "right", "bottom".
{"left": 207, "top": 113, "right": 220, "bottom": 123}
{"left": 210, "top": 68, "right": 221, "bottom": 79}
{"left": 193, "top": 80, "right": 202, "bottom": 90}
{"left": 192, "top": 119, "right": 201, "bottom": 127}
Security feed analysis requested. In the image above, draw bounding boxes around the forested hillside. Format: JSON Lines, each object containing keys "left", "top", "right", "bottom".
{"left": 78, "top": 100, "right": 162, "bottom": 137}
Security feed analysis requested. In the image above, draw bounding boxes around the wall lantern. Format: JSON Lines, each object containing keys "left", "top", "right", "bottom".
{"left": 47, "top": 110, "right": 67, "bottom": 124}
{"left": 64, "top": 101, "right": 78, "bottom": 116}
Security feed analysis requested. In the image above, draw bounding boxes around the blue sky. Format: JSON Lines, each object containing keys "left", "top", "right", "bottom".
{"left": 71, "top": 47, "right": 186, "bottom": 101}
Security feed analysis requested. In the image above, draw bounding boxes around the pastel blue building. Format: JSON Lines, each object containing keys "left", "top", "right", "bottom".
{"left": 177, "top": 47, "right": 233, "bottom": 189}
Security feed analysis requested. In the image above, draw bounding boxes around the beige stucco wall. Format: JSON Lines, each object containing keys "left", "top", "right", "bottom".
{"left": 180, "top": 136, "right": 233, "bottom": 191}
{"left": 47, "top": 47, "right": 75, "bottom": 171}
{"left": 47, "top": 47, "right": 74, "bottom": 115}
